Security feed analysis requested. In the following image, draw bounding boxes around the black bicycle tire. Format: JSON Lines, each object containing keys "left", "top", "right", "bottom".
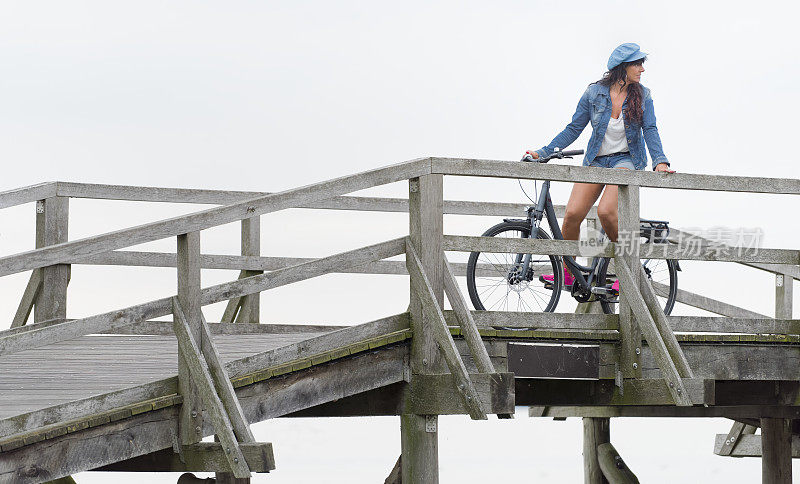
{"left": 596, "top": 252, "right": 678, "bottom": 315}
{"left": 465, "top": 221, "right": 563, "bottom": 313}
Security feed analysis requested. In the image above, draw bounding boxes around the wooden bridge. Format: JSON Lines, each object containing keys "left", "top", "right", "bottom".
{"left": 0, "top": 158, "right": 798, "bottom": 483}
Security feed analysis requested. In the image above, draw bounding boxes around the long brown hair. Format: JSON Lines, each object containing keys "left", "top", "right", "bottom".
{"left": 595, "top": 57, "right": 646, "bottom": 125}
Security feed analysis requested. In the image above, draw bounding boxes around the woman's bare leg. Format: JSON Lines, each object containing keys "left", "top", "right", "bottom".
{"left": 596, "top": 167, "right": 631, "bottom": 242}
{"left": 562, "top": 183, "right": 605, "bottom": 241}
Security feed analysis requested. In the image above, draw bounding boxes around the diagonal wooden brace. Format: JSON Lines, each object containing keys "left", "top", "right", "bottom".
{"left": 406, "top": 240, "right": 487, "bottom": 420}
{"left": 441, "top": 256, "right": 494, "bottom": 375}
{"left": 636, "top": 264, "right": 693, "bottom": 378}
{"left": 173, "top": 297, "right": 251, "bottom": 478}
{"left": 199, "top": 313, "right": 256, "bottom": 444}
{"left": 11, "top": 269, "right": 42, "bottom": 328}
{"left": 614, "top": 258, "right": 693, "bottom": 406}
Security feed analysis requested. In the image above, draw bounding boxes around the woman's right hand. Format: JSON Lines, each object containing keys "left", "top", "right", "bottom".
{"left": 525, "top": 150, "right": 540, "bottom": 160}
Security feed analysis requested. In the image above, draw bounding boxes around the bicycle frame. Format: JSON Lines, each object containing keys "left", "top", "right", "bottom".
{"left": 514, "top": 180, "right": 600, "bottom": 294}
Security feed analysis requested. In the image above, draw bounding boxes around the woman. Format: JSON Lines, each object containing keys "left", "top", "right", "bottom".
{"left": 530, "top": 43, "right": 675, "bottom": 291}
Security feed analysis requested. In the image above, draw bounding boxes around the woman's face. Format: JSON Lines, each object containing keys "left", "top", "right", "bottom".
{"left": 625, "top": 62, "right": 645, "bottom": 83}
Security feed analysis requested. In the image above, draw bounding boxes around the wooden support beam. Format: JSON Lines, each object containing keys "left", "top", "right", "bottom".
{"left": 441, "top": 235, "right": 800, "bottom": 265}
{"left": 0, "top": 238, "right": 406, "bottom": 356}
{"left": 199, "top": 314, "right": 255, "bottom": 443}
{"left": 384, "top": 456, "right": 401, "bottom": 484}
{"left": 776, "top": 273, "right": 793, "bottom": 320}
{"left": 221, "top": 272, "right": 248, "bottom": 323}
{"left": 653, "top": 282, "right": 771, "bottom": 320}
{"left": 761, "top": 418, "right": 792, "bottom": 483}
{"left": 442, "top": 257, "right": 494, "bottom": 374}
{"left": 404, "top": 173, "right": 443, "bottom": 484}
{"left": 617, "top": 184, "right": 641, "bottom": 379}
{"left": 597, "top": 443, "right": 640, "bottom": 484}
{"left": 173, "top": 298, "right": 251, "bottom": 479}
{"left": 0, "top": 158, "right": 429, "bottom": 277}
{"left": 92, "top": 442, "right": 274, "bottom": 472}
{"left": 406, "top": 242, "right": 486, "bottom": 420}
{"left": 543, "top": 406, "right": 800, "bottom": 419}
{"left": 404, "top": 373, "right": 514, "bottom": 415}
{"left": 0, "top": 182, "right": 57, "bottom": 209}
{"left": 401, "top": 414, "right": 438, "bottom": 484}
{"left": 714, "top": 433, "right": 800, "bottom": 458}
{"left": 637, "top": 266, "right": 693, "bottom": 379}
{"left": 430, "top": 157, "right": 800, "bottom": 194}
{"left": 583, "top": 418, "right": 610, "bottom": 484}
{"left": 11, "top": 270, "right": 42, "bottom": 328}
{"left": 34, "top": 197, "right": 69, "bottom": 323}
{"left": 717, "top": 421, "right": 757, "bottom": 457}
{"left": 236, "top": 216, "right": 261, "bottom": 323}
{"left": 614, "top": 259, "right": 693, "bottom": 406}
{"left": 177, "top": 232, "right": 204, "bottom": 448}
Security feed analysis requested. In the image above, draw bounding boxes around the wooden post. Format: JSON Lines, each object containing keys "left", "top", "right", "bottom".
{"left": 238, "top": 217, "right": 261, "bottom": 323}
{"left": 403, "top": 174, "right": 444, "bottom": 484}
{"left": 34, "top": 197, "right": 69, "bottom": 323}
{"left": 616, "top": 185, "right": 641, "bottom": 378}
{"left": 177, "top": 232, "right": 204, "bottom": 447}
{"left": 401, "top": 414, "right": 438, "bottom": 484}
{"left": 775, "top": 273, "right": 793, "bottom": 319}
{"left": 583, "top": 417, "right": 610, "bottom": 484}
{"left": 761, "top": 418, "right": 792, "bottom": 484}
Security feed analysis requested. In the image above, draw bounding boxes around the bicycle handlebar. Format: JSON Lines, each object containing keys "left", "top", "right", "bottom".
{"left": 521, "top": 149, "right": 585, "bottom": 163}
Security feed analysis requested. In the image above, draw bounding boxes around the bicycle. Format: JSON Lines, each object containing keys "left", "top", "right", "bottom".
{"left": 465, "top": 148, "right": 679, "bottom": 315}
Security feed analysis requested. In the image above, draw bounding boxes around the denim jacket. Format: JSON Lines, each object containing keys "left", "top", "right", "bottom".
{"left": 535, "top": 83, "right": 669, "bottom": 170}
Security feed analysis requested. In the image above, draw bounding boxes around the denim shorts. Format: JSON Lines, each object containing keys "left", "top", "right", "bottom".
{"left": 586, "top": 152, "right": 638, "bottom": 170}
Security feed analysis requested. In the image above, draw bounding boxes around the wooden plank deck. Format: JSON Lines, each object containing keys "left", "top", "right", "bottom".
{"left": 0, "top": 331, "right": 332, "bottom": 419}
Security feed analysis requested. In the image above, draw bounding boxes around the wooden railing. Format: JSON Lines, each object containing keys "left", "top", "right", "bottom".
{"left": 1, "top": 157, "right": 798, "bottom": 401}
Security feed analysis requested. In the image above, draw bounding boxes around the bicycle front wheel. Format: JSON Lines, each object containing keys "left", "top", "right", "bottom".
{"left": 466, "top": 221, "right": 563, "bottom": 312}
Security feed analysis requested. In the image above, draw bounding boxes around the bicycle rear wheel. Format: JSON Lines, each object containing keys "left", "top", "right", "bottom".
{"left": 466, "top": 221, "right": 563, "bottom": 312}
{"left": 596, "top": 247, "right": 678, "bottom": 315}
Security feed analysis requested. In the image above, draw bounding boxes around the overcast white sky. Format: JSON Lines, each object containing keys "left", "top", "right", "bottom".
{"left": 1, "top": 1, "right": 799, "bottom": 482}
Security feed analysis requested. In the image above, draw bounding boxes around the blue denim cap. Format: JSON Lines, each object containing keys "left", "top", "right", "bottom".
{"left": 607, "top": 43, "right": 647, "bottom": 70}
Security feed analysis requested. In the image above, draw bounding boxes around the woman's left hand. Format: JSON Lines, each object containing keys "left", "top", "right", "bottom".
{"left": 655, "top": 163, "right": 675, "bottom": 173}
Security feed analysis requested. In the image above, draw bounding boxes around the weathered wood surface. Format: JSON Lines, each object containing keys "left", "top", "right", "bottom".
{"left": 583, "top": 418, "right": 610, "bottom": 484}
{"left": 542, "top": 406, "right": 800, "bottom": 419}
{"left": 34, "top": 196, "right": 70, "bottom": 323}
{"left": 93, "top": 442, "right": 274, "bottom": 472}
{"left": 597, "top": 443, "right": 640, "bottom": 484}
{"left": 0, "top": 182, "right": 57, "bottom": 210}
{"left": 442, "top": 258, "right": 494, "bottom": 374}
{"left": 0, "top": 158, "right": 429, "bottom": 277}
{"left": 405, "top": 373, "right": 514, "bottom": 415}
{"left": 654, "top": 281, "right": 770, "bottom": 319}
{"left": 11, "top": 270, "right": 42, "bottom": 328}
{"left": 776, "top": 273, "right": 793, "bottom": 320}
{"left": 177, "top": 232, "right": 204, "bottom": 448}
{"left": 714, "top": 433, "right": 800, "bottom": 457}
{"left": 173, "top": 299, "right": 251, "bottom": 478}
{"left": 107, "top": 321, "right": 346, "bottom": 335}
{"left": 406, "top": 242, "right": 486, "bottom": 420}
{"left": 617, "top": 183, "right": 641, "bottom": 379}
{"left": 0, "top": 346, "right": 405, "bottom": 482}
{"left": 761, "top": 418, "right": 792, "bottom": 483}
{"left": 615, "top": 259, "right": 692, "bottom": 405}
{"left": 55, "top": 180, "right": 589, "bottom": 218}
{"left": 0, "top": 238, "right": 405, "bottom": 356}
{"left": 717, "top": 421, "right": 757, "bottom": 457}
{"left": 443, "top": 235, "right": 800, "bottom": 265}
{"left": 197, "top": 314, "right": 255, "bottom": 443}
{"left": 0, "top": 332, "right": 329, "bottom": 420}
{"left": 430, "top": 157, "right": 800, "bottom": 194}
{"left": 68, "top": 251, "right": 495, "bottom": 278}
{"left": 668, "top": 228, "right": 800, "bottom": 281}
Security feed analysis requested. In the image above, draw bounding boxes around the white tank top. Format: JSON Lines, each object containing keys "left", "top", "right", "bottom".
{"left": 597, "top": 113, "right": 629, "bottom": 156}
